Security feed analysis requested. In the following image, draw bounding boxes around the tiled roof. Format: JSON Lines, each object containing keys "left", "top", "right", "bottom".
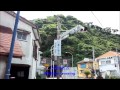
{"left": 96, "top": 51, "right": 120, "bottom": 60}
{"left": 0, "top": 25, "right": 24, "bottom": 58}
{"left": 4, "top": 11, "right": 41, "bottom": 45}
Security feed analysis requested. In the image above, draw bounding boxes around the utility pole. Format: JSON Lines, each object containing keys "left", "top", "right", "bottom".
{"left": 116, "top": 46, "right": 120, "bottom": 74}
{"left": 52, "top": 15, "right": 86, "bottom": 79}
{"left": 92, "top": 46, "right": 97, "bottom": 78}
{"left": 55, "top": 16, "right": 61, "bottom": 79}
{"left": 116, "top": 47, "right": 118, "bottom": 52}
{"left": 92, "top": 46, "right": 95, "bottom": 61}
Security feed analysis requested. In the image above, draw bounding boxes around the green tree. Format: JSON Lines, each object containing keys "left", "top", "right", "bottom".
{"left": 84, "top": 70, "right": 91, "bottom": 79}
{"left": 31, "top": 14, "right": 120, "bottom": 67}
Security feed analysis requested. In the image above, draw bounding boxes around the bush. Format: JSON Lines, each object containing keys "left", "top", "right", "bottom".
{"left": 109, "top": 76, "right": 120, "bottom": 79}
{"left": 36, "top": 72, "right": 41, "bottom": 79}
{"left": 109, "top": 72, "right": 120, "bottom": 79}
{"left": 84, "top": 70, "right": 91, "bottom": 78}
{"left": 105, "top": 74, "right": 109, "bottom": 79}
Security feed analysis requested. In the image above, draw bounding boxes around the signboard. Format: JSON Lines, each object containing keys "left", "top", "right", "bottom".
{"left": 41, "top": 58, "right": 46, "bottom": 63}
{"left": 54, "top": 40, "right": 61, "bottom": 56}
{"left": 80, "top": 64, "right": 86, "bottom": 68}
{"left": 60, "top": 25, "right": 85, "bottom": 38}
{"left": 63, "top": 59, "right": 67, "bottom": 64}
{"left": 44, "top": 64, "right": 49, "bottom": 67}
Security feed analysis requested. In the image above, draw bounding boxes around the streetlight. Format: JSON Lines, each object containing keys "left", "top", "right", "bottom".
{"left": 65, "top": 52, "right": 73, "bottom": 67}
{"left": 50, "top": 45, "right": 54, "bottom": 78}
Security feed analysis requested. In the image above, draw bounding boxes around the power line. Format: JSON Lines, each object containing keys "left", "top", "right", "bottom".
{"left": 119, "top": 11, "right": 120, "bottom": 34}
{"left": 91, "top": 11, "right": 103, "bottom": 28}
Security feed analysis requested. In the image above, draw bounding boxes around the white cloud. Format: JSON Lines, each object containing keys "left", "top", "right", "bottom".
{"left": 18, "top": 11, "right": 120, "bottom": 32}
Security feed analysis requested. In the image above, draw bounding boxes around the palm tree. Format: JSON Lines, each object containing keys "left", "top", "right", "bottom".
{"left": 84, "top": 70, "right": 91, "bottom": 79}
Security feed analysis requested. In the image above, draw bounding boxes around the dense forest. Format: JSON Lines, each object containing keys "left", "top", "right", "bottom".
{"left": 31, "top": 15, "right": 120, "bottom": 66}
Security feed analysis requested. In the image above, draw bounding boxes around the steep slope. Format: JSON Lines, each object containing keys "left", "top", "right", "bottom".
{"left": 32, "top": 15, "right": 120, "bottom": 66}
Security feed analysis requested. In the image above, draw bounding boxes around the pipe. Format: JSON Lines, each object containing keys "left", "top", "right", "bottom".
{"left": 5, "top": 11, "right": 20, "bottom": 79}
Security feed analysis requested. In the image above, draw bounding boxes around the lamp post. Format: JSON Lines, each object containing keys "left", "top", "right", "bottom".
{"left": 50, "top": 45, "right": 54, "bottom": 78}
{"left": 66, "top": 52, "right": 75, "bottom": 79}
{"left": 65, "top": 52, "right": 73, "bottom": 67}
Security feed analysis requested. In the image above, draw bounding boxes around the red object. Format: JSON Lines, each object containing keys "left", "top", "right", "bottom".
{"left": 63, "top": 59, "right": 67, "bottom": 64}
{"left": 0, "top": 25, "right": 24, "bottom": 58}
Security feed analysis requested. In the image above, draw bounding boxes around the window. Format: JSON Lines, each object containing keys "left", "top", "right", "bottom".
{"left": 33, "top": 40, "right": 37, "bottom": 60}
{"left": 17, "top": 31, "right": 28, "bottom": 40}
{"left": 80, "top": 70, "right": 84, "bottom": 73}
{"left": 107, "top": 57, "right": 112, "bottom": 59}
{"left": 17, "top": 71, "right": 24, "bottom": 77}
{"left": 101, "top": 61, "right": 106, "bottom": 65}
{"left": 106, "top": 60, "right": 111, "bottom": 64}
{"left": 110, "top": 70, "right": 116, "bottom": 75}
{"left": 80, "top": 64, "right": 86, "bottom": 68}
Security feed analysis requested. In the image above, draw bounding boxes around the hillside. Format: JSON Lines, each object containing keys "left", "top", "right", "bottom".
{"left": 32, "top": 15, "right": 120, "bottom": 66}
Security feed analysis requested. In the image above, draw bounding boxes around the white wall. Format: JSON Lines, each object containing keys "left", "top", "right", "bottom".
{"left": 29, "top": 58, "right": 37, "bottom": 79}
{"left": 0, "top": 11, "right": 40, "bottom": 79}
{"left": 37, "top": 51, "right": 43, "bottom": 69}
{"left": 99, "top": 56, "right": 120, "bottom": 76}
{"left": 0, "top": 11, "right": 34, "bottom": 65}
{"left": 99, "top": 64, "right": 117, "bottom": 72}
{"left": 0, "top": 11, "right": 32, "bottom": 32}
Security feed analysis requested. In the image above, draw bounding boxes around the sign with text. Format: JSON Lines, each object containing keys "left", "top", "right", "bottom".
{"left": 41, "top": 58, "right": 46, "bottom": 63}
{"left": 54, "top": 40, "right": 61, "bottom": 56}
{"left": 63, "top": 59, "right": 67, "bottom": 64}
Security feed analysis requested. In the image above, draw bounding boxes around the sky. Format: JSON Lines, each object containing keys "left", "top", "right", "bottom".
{"left": 17, "top": 11, "right": 120, "bottom": 32}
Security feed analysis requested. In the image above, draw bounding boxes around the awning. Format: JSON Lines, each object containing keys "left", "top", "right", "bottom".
{"left": 0, "top": 25, "right": 24, "bottom": 58}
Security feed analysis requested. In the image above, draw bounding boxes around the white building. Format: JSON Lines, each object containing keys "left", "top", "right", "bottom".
{"left": 0, "top": 11, "right": 41, "bottom": 79}
{"left": 36, "top": 51, "right": 46, "bottom": 75}
{"left": 111, "top": 29, "right": 120, "bottom": 35}
{"left": 96, "top": 51, "right": 120, "bottom": 78}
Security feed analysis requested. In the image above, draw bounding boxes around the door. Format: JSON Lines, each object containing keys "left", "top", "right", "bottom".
{"left": 10, "top": 64, "right": 29, "bottom": 79}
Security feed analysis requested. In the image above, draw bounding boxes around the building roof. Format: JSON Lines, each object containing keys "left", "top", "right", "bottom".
{"left": 96, "top": 51, "right": 120, "bottom": 60}
{"left": 0, "top": 25, "right": 24, "bottom": 58}
{"left": 77, "top": 58, "right": 93, "bottom": 64}
{"left": 5, "top": 11, "right": 42, "bottom": 45}
{"left": 5, "top": 11, "right": 37, "bottom": 28}
{"left": 77, "top": 60, "right": 93, "bottom": 64}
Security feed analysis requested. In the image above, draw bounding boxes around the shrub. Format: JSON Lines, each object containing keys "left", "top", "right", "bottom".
{"left": 84, "top": 70, "right": 91, "bottom": 78}
{"left": 36, "top": 72, "right": 41, "bottom": 79}
{"left": 109, "top": 76, "right": 120, "bottom": 79}
{"left": 105, "top": 74, "right": 109, "bottom": 79}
